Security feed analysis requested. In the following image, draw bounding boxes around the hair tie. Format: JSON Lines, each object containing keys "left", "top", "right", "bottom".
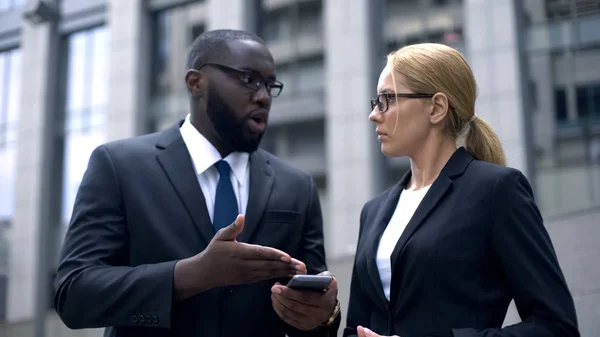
{"left": 469, "top": 114, "right": 477, "bottom": 123}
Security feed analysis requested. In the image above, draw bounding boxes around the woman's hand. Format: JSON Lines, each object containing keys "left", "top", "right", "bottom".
{"left": 357, "top": 326, "right": 399, "bottom": 337}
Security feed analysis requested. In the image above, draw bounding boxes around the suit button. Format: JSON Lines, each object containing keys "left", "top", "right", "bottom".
{"left": 138, "top": 315, "right": 145, "bottom": 323}
{"left": 152, "top": 315, "right": 159, "bottom": 323}
{"left": 130, "top": 315, "right": 138, "bottom": 323}
{"left": 228, "top": 286, "right": 234, "bottom": 294}
{"left": 145, "top": 315, "right": 151, "bottom": 323}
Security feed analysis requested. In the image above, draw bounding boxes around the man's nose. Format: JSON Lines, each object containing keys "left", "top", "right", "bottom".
{"left": 252, "top": 85, "right": 271, "bottom": 106}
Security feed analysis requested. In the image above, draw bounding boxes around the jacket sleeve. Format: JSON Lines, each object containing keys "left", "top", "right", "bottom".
{"left": 54, "top": 145, "right": 177, "bottom": 330}
{"left": 343, "top": 204, "right": 372, "bottom": 337}
{"left": 452, "top": 168, "right": 579, "bottom": 337}
{"left": 286, "top": 176, "right": 340, "bottom": 337}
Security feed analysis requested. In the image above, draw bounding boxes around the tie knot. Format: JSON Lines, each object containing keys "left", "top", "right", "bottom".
{"left": 214, "top": 160, "right": 231, "bottom": 176}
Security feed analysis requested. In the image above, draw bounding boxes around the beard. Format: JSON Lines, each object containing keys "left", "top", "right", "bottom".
{"left": 205, "top": 86, "right": 265, "bottom": 153}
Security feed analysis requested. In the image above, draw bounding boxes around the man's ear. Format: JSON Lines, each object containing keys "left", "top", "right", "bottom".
{"left": 185, "top": 69, "right": 206, "bottom": 98}
{"left": 429, "top": 92, "right": 449, "bottom": 125}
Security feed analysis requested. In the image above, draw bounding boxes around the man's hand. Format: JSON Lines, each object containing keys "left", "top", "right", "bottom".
{"left": 270, "top": 271, "right": 338, "bottom": 331}
{"left": 357, "top": 326, "right": 399, "bottom": 337}
{"left": 174, "top": 215, "right": 306, "bottom": 300}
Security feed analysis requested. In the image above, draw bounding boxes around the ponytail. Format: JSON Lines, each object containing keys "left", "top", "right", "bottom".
{"left": 465, "top": 116, "right": 506, "bottom": 166}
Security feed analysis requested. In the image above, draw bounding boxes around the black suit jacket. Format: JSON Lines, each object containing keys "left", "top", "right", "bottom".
{"left": 343, "top": 147, "right": 579, "bottom": 337}
{"left": 54, "top": 122, "right": 340, "bottom": 337}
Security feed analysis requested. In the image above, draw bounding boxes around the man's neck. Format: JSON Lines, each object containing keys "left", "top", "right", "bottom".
{"left": 189, "top": 114, "right": 233, "bottom": 158}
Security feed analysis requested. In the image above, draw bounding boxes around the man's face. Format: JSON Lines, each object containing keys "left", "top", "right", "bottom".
{"left": 205, "top": 84, "right": 262, "bottom": 152}
{"left": 202, "top": 40, "right": 279, "bottom": 153}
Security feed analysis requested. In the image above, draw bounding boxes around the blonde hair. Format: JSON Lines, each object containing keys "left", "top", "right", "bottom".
{"left": 387, "top": 43, "right": 506, "bottom": 166}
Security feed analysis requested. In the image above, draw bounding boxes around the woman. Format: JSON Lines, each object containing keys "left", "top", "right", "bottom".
{"left": 344, "top": 43, "right": 579, "bottom": 337}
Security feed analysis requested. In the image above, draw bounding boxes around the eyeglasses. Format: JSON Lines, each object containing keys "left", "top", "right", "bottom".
{"left": 196, "top": 63, "right": 284, "bottom": 97}
{"left": 371, "top": 92, "right": 433, "bottom": 113}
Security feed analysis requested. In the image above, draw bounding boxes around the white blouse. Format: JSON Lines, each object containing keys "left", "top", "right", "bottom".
{"left": 376, "top": 185, "right": 431, "bottom": 301}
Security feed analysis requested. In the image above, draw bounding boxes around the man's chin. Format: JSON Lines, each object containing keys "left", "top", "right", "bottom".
{"left": 231, "top": 136, "right": 262, "bottom": 153}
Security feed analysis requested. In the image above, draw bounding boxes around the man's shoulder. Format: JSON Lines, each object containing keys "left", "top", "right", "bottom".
{"left": 97, "top": 130, "right": 164, "bottom": 160}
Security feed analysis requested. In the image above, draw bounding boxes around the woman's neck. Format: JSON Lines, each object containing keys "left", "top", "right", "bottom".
{"left": 407, "top": 136, "right": 457, "bottom": 191}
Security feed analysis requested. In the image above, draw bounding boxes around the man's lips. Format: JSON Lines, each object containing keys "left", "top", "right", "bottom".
{"left": 246, "top": 109, "right": 268, "bottom": 133}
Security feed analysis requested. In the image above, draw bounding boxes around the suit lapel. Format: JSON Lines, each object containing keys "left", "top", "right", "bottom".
{"left": 388, "top": 147, "right": 473, "bottom": 305}
{"left": 365, "top": 180, "right": 406, "bottom": 308}
{"left": 237, "top": 150, "right": 274, "bottom": 243}
{"left": 155, "top": 122, "right": 214, "bottom": 246}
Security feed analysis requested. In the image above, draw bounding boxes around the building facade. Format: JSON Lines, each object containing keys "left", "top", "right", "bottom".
{"left": 0, "top": 0, "right": 598, "bottom": 336}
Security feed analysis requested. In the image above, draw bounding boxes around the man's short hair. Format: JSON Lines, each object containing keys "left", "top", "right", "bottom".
{"left": 186, "top": 29, "right": 266, "bottom": 70}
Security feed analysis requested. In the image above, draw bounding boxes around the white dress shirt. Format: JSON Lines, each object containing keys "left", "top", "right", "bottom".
{"left": 179, "top": 114, "right": 250, "bottom": 222}
{"left": 376, "top": 185, "right": 431, "bottom": 301}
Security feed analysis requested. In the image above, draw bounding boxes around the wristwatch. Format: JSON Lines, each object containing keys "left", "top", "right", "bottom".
{"left": 320, "top": 300, "right": 341, "bottom": 326}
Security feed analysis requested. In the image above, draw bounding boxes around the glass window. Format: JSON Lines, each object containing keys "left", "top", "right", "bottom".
{"left": 0, "top": 48, "right": 21, "bottom": 228}
{"left": 149, "top": 2, "right": 206, "bottom": 133}
{"left": 0, "top": 48, "right": 20, "bottom": 322}
{"left": 61, "top": 27, "right": 109, "bottom": 226}
{"left": 525, "top": 6, "right": 600, "bottom": 216}
{"left": 0, "top": 0, "right": 24, "bottom": 12}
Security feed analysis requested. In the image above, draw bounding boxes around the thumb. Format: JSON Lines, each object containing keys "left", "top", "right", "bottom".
{"left": 357, "top": 326, "right": 366, "bottom": 337}
{"left": 362, "top": 327, "right": 378, "bottom": 337}
{"left": 213, "top": 214, "right": 244, "bottom": 241}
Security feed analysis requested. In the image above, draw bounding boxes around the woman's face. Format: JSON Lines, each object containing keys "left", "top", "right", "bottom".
{"left": 369, "top": 66, "right": 432, "bottom": 158}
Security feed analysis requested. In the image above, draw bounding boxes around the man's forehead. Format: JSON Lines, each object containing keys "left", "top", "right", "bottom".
{"left": 226, "top": 40, "right": 274, "bottom": 67}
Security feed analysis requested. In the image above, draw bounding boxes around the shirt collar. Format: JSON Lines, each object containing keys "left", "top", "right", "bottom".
{"left": 179, "top": 114, "right": 249, "bottom": 186}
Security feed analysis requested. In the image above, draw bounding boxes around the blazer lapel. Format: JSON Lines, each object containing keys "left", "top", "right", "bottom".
{"left": 237, "top": 150, "right": 274, "bottom": 243}
{"left": 365, "top": 172, "right": 410, "bottom": 308}
{"left": 155, "top": 122, "right": 214, "bottom": 246}
{"left": 389, "top": 147, "right": 473, "bottom": 305}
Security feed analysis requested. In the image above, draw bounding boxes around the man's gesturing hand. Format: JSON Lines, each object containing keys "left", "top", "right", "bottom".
{"left": 174, "top": 215, "right": 306, "bottom": 300}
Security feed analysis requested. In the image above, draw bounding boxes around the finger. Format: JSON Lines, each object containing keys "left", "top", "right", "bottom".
{"left": 357, "top": 326, "right": 366, "bottom": 337}
{"left": 317, "top": 270, "right": 334, "bottom": 277}
{"left": 213, "top": 214, "right": 244, "bottom": 241}
{"left": 242, "top": 261, "right": 300, "bottom": 282}
{"left": 290, "top": 258, "right": 307, "bottom": 274}
{"left": 271, "top": 284, "right": 324, "bottom": 307}
{"left": 271, "top": 293, "right": 312, "bottom": 318}
{"left": 315, "top": 271, "right": 338, "bottom": 291}
{"left": 362, "top": 327, "right": 379, "bottom": 337}
{"left": 238, "top": 243, "right": 291, "bottom": 262}
{"left": 272, "top": 294, "right": 311, "bottom": 330}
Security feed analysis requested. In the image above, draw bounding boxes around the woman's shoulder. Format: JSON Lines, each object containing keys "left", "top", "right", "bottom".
{"left": 466, "top": 159, "right": 528, "bottom": 186}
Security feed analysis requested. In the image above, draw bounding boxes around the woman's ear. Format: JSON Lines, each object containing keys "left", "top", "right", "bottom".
{"left": 429, "top": 92, "right": 449, "bottom": 125}
{"left": 185, "top": 69, "right": 207, "bottom": 98}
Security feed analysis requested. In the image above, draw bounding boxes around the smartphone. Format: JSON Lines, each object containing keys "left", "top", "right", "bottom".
{"left": 286, "top": 275, "right": 333, "bottom": 292}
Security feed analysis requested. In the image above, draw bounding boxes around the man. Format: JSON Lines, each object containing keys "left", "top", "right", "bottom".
{"left": 54, "top": 29, "right": 341, "bottom": 337}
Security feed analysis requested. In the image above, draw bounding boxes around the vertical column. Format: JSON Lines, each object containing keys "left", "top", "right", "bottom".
{"left": 106, "top": 0, "right": 151, "bottom": 139}
{"left": 464, "top": 0, "right": 533, "bottom": 178}
{"left": 7, "top": 1, "right": 60, "bottom": 331}
{"left": 206, "top": 0, "right": 262, "bottom": 34}
{"left": 324, "top": 0, "right": 385, "bottom": 259}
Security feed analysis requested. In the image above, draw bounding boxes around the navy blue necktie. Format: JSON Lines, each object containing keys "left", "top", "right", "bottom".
{"left": 213, "top": 160, "right": 238, "bottom": 232}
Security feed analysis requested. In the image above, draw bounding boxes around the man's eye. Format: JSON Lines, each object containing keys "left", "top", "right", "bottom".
{"left": 240, "top": 74, "right": 253, "bottom": 84}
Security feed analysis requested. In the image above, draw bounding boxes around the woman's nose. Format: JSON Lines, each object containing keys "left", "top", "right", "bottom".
{"left": 369, "top": 108, "right": 381, "bottom": 123}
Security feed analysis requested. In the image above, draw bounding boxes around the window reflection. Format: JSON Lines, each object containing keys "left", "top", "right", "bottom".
{"left": 61, "top": 27, "right": 109, "bottom": 226}
{"left": 149, "top": 2, "right": 206, "bottom": 132}
{"left": 0, "top": 0, "right": 25, "bottom": 12}
{"left": 0, "top": 47, "right": 20, "bottom": 322}
{"left": 525, "top": 2, "right": 600, "bottom": 215}
{"left": 0, "top": 48, "right": 21, "bottom": 226}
